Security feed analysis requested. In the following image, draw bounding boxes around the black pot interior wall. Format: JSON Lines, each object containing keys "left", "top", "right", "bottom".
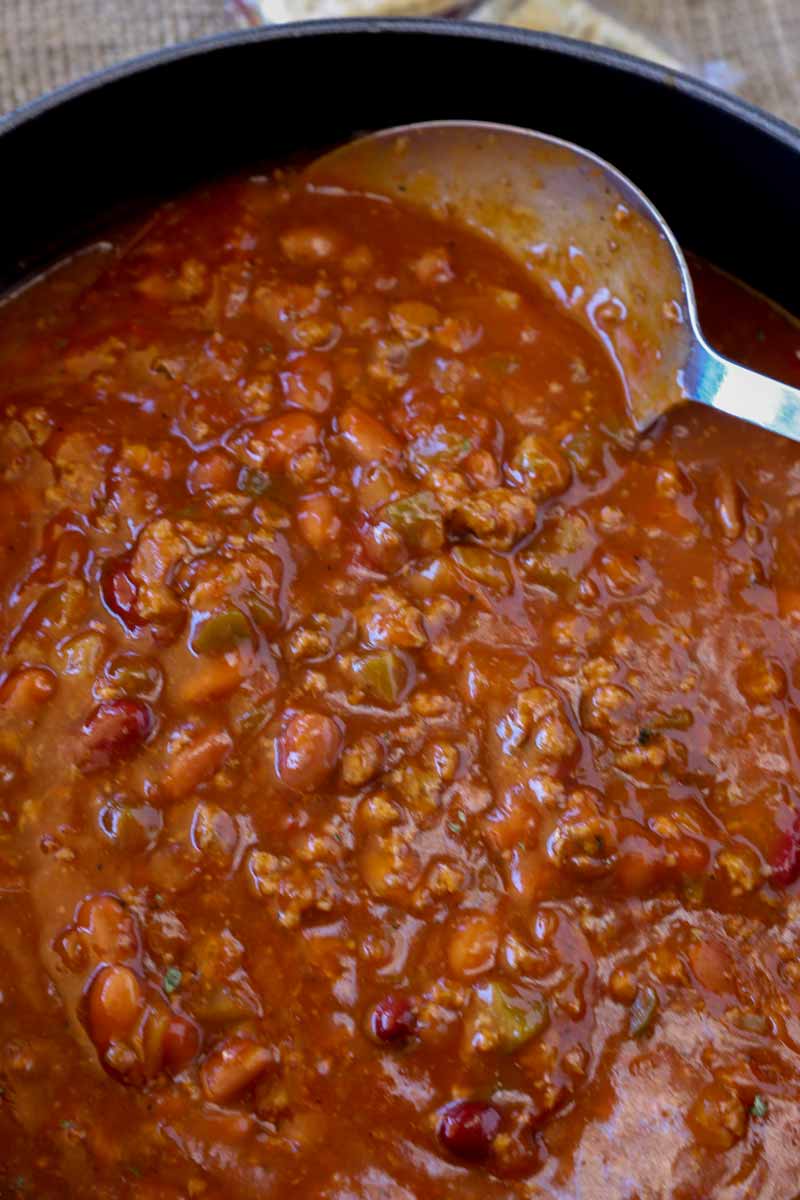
{"left": 1, "top": 24, "right": 798, "bottom": 312}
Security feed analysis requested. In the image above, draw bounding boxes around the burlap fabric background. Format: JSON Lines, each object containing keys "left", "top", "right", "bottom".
{"left": 0, "top": 1, "right": 798, "bottom": 124}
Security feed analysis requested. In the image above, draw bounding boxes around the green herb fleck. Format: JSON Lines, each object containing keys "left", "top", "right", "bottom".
{"left": 755, "top": 329, "right": 766, "bottom": 343}
{"left": 682, "top": 877, "right": 705, "bottom": 908}
{"left": 60, "top": 1119, "right": 74, "bottom": 1130}
{"left": 629, "top": 984, "right": 658, "bottom": 1037}
{"left": 163, "top": 966, "right": 182, "bottom": 995}
{"left": 485, "top": 351, "right": 521, "bottom": 376}
{"left": 637, "top": 727, "right": 654, "bottom": 746}
{"left": 125, "top": 1165, "right": 143, "bottom": 1180}
{"left": 237, "top": 466, "right": 291, "bottom": 503}
{"left": 659, "top": 706, "right": 693, "bottom": 731}
{"left": 751, "top": 1094, "right": 769, "bottom": 1120}
{"left": 237, "top": 467, "right": 271, "bottom": 497}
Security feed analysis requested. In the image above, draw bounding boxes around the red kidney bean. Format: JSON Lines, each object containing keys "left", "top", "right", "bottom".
{"left": 437, "top": 1100, "right": 501, "bottom": 1162}
{"left": 101, "top": 557, "right": 144, "bottom": 630}
{"left": 79, "top": 699, "right": 155, "bottom": 773}
{"left": 162, "top": 1014, "right": 201, "bottom": 1072}
{"left": 370, "top": 993, "right": 417, "bottom": 1044}
{"left": 277, "top": 711, "right": 342, "bottom": 792}
{"left": 772, "top": 813, "right": 800, "bottom": 888}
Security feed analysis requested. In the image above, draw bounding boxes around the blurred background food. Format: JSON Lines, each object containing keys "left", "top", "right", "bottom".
{"left": 0, "top": 1, "right": 797, "bottom": 122}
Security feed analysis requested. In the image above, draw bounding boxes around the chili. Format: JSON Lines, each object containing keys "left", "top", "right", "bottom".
{"left": 0, "top": 169, "right": 799, "bottom": 1198}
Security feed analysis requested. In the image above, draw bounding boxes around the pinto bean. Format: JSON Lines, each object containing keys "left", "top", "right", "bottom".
{"left": 200, "top": 1037, "right": 274, "bottom": 1104}
{"left": 448, "top": 914, "right": 499, "bottom": 978}
{"left": 256, "top": 412, "right": 321, "bottom": 471}
{"left": 162, "top": 727, "right": 233, "bottom": 800}
{"left": 339, "top": 406, "right": 401, "bottom": 465}
{"left": 0, "top": 666, "right": 56, "bottom": 713}
{"left": 280, "top": 354, "right": 335, "bottom": 412}
{"left": 88, "top": 964, "right": 143, "bottom": 1049}
{"left": 297, "top": 494, "right": 342, "bottom": 551}
{"left": 277, "top": 712, "right": 342, "bottom": 792}
{"left": 75, "top": 893, "right": 139, "bottom": 964}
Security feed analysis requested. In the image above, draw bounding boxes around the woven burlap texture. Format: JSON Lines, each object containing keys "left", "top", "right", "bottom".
{"left": 0, "top": 0, "right": 798, "bottom": 123}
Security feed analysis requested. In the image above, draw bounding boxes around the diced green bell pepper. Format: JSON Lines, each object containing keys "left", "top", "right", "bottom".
{"left": 475, "top": 981, "right": 549, "bottom": 1052}
{"left": 354, "top": 651, "right": 406, "bottom": 705}
{"left": 192, "top": 609, "right": 251, "bottom": 656}
{"left": 382, "top": 491, "right": 444, "bottom": 553}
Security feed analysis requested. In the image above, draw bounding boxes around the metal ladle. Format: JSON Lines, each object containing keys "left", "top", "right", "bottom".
{"left": 306, "top": 121, "right": 800, "bottom": 442}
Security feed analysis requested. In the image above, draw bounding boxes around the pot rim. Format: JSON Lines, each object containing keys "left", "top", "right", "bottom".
{"left": 2, "top": 18, "right": 798, "bottom": 150}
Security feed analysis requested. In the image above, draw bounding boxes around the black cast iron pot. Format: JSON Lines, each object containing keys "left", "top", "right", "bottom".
{"left": 0, "top": 19, "right": 798, "bottom": 313}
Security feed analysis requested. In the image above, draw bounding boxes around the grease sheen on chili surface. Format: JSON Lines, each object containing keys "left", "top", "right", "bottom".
{"left": 1, "top": 169, "right": 800, "bottom": 1200}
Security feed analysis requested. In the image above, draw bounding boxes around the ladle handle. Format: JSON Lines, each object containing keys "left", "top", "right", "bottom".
{"left": 684, "top": 339, "right": 800, "bottom": 444}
